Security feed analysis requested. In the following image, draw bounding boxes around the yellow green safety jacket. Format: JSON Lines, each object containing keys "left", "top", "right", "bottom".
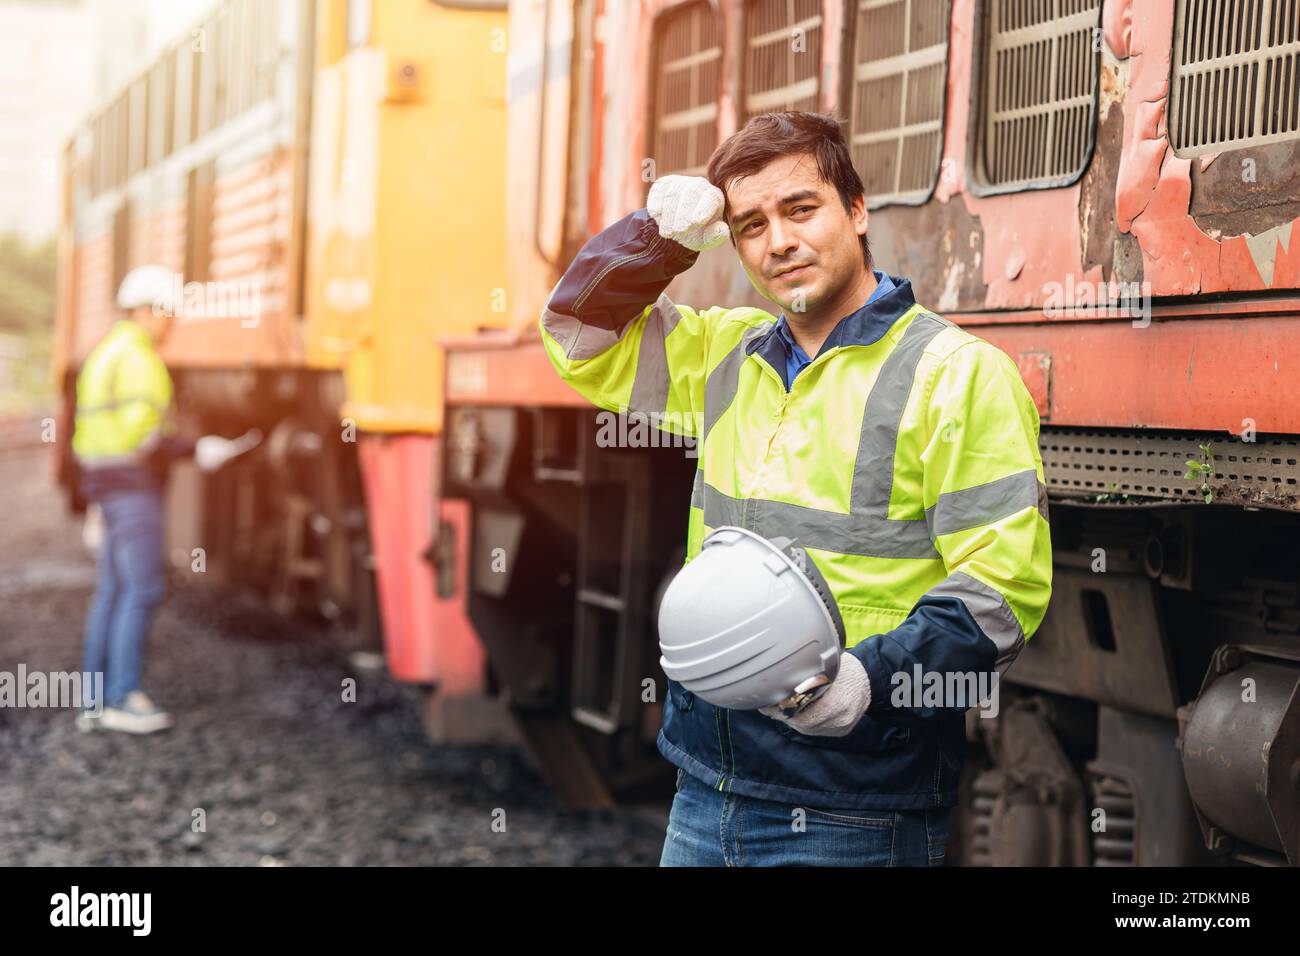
{"left": 540, "top": 209, "right": 1053, "bottom": 810}
{"left": 73, "top": 320, "right": 187, "bottom": 500}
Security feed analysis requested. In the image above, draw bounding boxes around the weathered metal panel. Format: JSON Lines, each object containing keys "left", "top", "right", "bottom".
{"left": 357, "top": 432, "right": 486, "bottom": 689}
{"left": 483, "top": 0, "right": 1300, "bottom": 436}
{"left": 976, "top": 314, "right": 1300, "bottom": 433}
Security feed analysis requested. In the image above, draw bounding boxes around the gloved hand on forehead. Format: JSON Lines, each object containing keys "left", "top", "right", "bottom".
{"left": 647, "top": 174, "right": 731, "bottom": 252}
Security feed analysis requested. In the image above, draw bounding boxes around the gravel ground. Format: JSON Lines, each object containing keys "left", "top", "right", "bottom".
{"left": 0, "top": 446, "right": 666, "bottom": 866}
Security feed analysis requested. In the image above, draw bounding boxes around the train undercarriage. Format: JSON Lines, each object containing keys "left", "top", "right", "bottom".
{"left": 58, "top": 364, "right": 1298, "bottom": 866}
{"left": 443, "top": 402, "right": 1300, "bottom": 865}
{"left": 59, "top": 367, "right": 385, "bottom": 655}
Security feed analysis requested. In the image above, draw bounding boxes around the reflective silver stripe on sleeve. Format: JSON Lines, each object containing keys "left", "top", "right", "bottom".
{"left": 926, "top": 571, "right": 1026, "bottom": 672}
{"left": 690, "top": 468, "right": 704, "bottom": 509}
{"left": 627, "top": 294, "right": 680, "bottom": 416}
{"left": 925, "top": 468, "right": 1041, "bottom": 538}
{"left": 541, "top": 305, "right": 642, "bottom": 361}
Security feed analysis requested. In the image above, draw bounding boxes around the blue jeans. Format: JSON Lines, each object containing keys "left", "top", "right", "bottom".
{"left": 660, "top": 768, "right": 950, "bottom": 866}
{"left": 82, "top": 489, "right": 167, "bottom": 709}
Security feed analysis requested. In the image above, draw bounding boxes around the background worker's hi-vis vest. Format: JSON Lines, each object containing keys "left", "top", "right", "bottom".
{"left": 540, "top": 209, "right": 1053, "bottom": 810}
{"left": 73, "top": 320, "right": 177, "bottom": 494}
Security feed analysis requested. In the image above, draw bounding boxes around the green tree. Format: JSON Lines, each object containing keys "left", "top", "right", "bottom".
{"left": 0, "top": 232, "right": 58, "bottom": 413}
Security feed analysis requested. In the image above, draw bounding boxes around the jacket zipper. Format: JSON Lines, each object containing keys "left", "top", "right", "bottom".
{"left": 572, "top": 231, "right": 664, "bottom": 314}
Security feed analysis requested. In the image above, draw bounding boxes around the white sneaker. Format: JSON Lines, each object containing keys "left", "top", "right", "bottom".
{"left": 75, "top": 711, "right": 101, "bottom": 733}
{"left": 100, "top": 691, "right": 174, "bottom": 734}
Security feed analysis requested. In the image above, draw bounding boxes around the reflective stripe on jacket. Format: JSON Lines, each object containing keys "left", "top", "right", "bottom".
{"left": 540, "top": 209, "right": 1053, "bottom": 810}
{"left": 73, "top": 320, "right": 176, "bottom": 469}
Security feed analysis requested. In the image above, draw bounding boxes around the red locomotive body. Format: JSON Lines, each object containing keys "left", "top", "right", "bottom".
{"left": 438, "top": 0, "right": 1300, "bottom": 865}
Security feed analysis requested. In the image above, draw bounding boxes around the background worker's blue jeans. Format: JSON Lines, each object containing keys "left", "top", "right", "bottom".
{"left": 660, "top": 768, "right": 951, "bottom": 866}
{"left": 82, "top": 489, "right": 166, "bottom": 709}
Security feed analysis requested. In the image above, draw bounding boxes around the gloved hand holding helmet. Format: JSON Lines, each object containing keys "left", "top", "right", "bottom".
{"left": 658, "top": 526, "right": 864, "bottom": 732}
{"left": 647, "top": 174, "right": 731, "bottom": 252}
{"left": 757, "top": 652, "right": 872, "bottom": 737}
{"left": 194, "top": 429, "right": 262, "bottom": 472}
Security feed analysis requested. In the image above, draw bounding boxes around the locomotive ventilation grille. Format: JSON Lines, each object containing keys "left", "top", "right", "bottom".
{"left": 1171, "top": 0, "right": 1300, "bottom": 156}
{"left": 849, "top": 0, "right": 950, "bottom": 206}
{"left": 651, "top": 1, "right": 722, "bottom": 178}
{"left": 1041, "top": 427, "right": 1300, "bottom": 505}
{"left": 981, "top": 0, "right": 1102, "bottom": 188}
{"left": 1089, "top": 774, "right": 1136, "bottom": 866}
{"left": 967, "top": 770, "right": 998, "bottom": 866}
{"left": 743, "top": 0, "right": 823, "bottom": 122}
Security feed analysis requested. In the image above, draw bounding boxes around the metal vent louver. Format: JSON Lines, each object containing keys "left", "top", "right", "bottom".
{"left": 1171, "top": 0, "right": 1300, "bottom": 156}
{"left": 1089, "top": 774, "right": 1136, "bottom": 866}
{"left": 743, "top": 0, "right": 823, "bottom": 122}
{"left": 966, "top": 769, "right": 999, "bottom": 865}
{"left": 980, "top": 0, "right": 1101, "bottom": 189}
{"left": 651, "top": 2, "right": 722, "bottom": 178}
{"left": 1040, "top": 428, "right": 1300, "bottom": 502}
{"left": 849, "top": 0, "right": 951, "bottom": 206}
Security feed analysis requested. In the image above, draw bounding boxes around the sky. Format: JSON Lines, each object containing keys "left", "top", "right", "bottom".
{"left": 0, "top": 0, "right": 219, "bottom": 241}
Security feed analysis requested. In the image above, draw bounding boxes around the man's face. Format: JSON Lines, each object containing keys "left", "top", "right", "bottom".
{"left": 723, "top": 152, "right": 869, "bottom": 316}
{"left": 134, "top": 305, "right": 173, "bottom": 344}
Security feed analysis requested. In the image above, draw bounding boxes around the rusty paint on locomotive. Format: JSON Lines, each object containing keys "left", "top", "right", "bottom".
{"left": 469, "top": 0, "right": 1300, "bottom": 435}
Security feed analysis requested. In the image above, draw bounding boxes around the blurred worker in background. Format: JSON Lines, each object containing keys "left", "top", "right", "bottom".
{"left": 74, "top": 266, "right": 189, "bottom": 734}
{"left": 73, "top": 266, "right": 256, "bottom": 735}
{"left": 541, "top": 112, "right": 1052, "bottom": 866}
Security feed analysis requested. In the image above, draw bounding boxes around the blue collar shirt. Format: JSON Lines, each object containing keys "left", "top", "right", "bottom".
{"left": 774, "top": 270, "right": 896, "bottom": 391}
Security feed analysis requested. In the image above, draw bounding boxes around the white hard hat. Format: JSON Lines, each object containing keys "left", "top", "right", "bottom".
{"left": 117, "top": 265, "right": 177, "bottom": 314}
{"left": 658, "top": 526, "right": 845, "bottom": 710}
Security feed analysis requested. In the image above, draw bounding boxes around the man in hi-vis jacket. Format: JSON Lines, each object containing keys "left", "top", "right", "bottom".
{"left": 540, "top": 112, "right": 1052, "bottom": 866}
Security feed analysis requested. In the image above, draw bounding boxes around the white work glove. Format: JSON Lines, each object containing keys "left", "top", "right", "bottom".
{"left": 195, "top": 429, "right": 262, "bottom": 472}
{"left": 759, "top": 652, "right": 873, "bottom": 737}
{"left": 646, "top": 174, "right": 730, "bottom": 252}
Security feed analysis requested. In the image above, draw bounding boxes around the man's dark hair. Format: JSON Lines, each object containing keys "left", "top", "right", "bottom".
{"left": 706, "top": 111, "right": 871, "bottom": 268}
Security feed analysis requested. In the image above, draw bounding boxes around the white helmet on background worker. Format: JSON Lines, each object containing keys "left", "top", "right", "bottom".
{"left": 657, "top": 526, "right": 845, "bottom": 711}
{"left": 117, "top": 265, "right": 176, "bottom": 315}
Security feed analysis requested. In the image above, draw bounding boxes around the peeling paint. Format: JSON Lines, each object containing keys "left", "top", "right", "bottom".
{"left": 1102, "top": 0, "right": 1132, "bottom": 59}
{"left": 1244, "top": 223, "right": 1296, "bottom": 288}
{"left": 938, "top": 259, "right": 965, "bottom": 312}
{"left": 1114, "top": 0, "right": 1300, "bottom": 295}
{"left": 1097, "top": 58, "right": 1125, "bottom": 123}
{"left": 940, "top": 0, "right": 1100, "bottom": 309}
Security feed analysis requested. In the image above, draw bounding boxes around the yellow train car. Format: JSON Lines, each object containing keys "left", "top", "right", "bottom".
{"left": 54, "top": 0, "right": 509, "bottom": 719}
{"left": 304, "top": 0, "right": 508, "bottom": 702}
